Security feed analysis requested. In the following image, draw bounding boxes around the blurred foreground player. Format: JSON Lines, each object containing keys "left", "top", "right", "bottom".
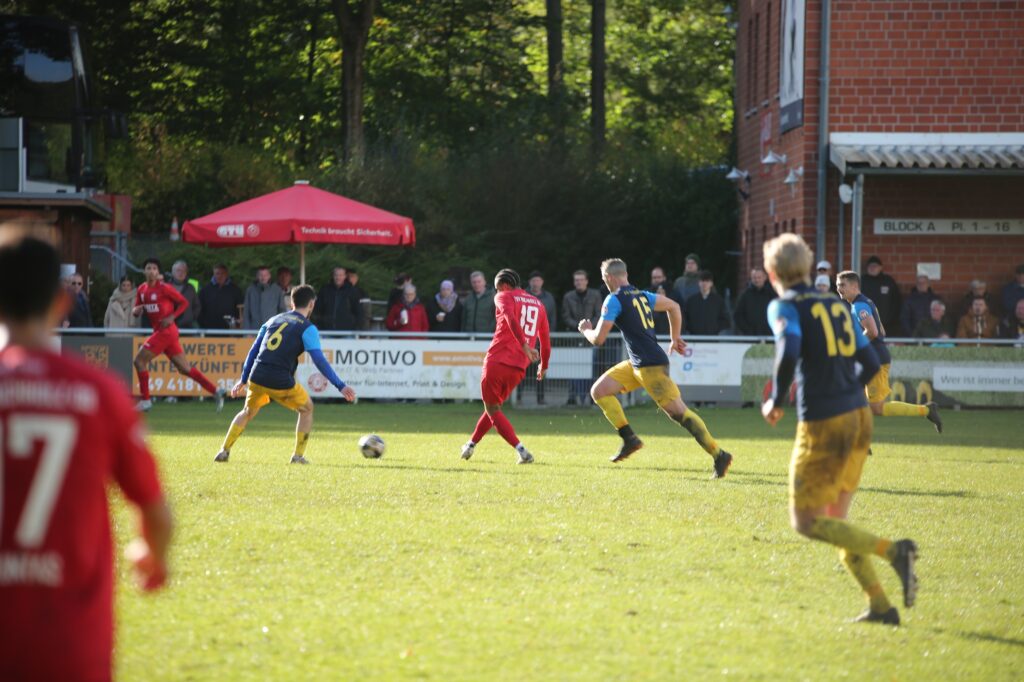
{"left": 461, "top": 269, "right": 550, "bottom": 464}
{"left": 133, "top": 257, "right": 226, "bottom": 412}
{"left": 762, "top": 234, "right": 917, "bottom": 625}
{"left": 579, "top": 258, "right": 733, "bottom": 477}
{"left": 215, "top": 285, "right": 356, "bottom": 464}
{"left": 0, "top": 236, "right": 172, "bottom": 680}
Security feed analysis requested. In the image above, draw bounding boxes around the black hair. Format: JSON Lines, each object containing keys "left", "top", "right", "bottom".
{"left": 0, "top": 236, "right": 62, "bottom": 321}
{"left": 143, "top": 256, "right": 161, "bottom": 269}
{"left": 528, "top": 270, "right": 543, "bottom": 280}
{"left": 277, "top": 266, "right": 292, "bottom": 275}
{"left": 291, "top": 284, "right": 316, "bottom": 309}
{"left": 494, "top": 268, "right": 520, "bottom": 289}
{"left": 347, "top": 267, "right": 358, "bottom": 275}
{"left": 119, "top": 275, "right": 133, "bottom": 285}
{"left": 698, "top": 269, "right": 714, "bottom": 281}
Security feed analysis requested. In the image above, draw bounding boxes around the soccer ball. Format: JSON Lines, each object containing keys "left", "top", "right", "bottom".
{"left": 358, "top": 434, "right": 385, "bottom": 459}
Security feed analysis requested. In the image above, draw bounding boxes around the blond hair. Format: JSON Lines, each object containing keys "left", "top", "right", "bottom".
{"left": 763, "top": 234, "right": 813, "bottom": 288}
{"left": 600, "top": 258, "right": 627, "bottom": 276}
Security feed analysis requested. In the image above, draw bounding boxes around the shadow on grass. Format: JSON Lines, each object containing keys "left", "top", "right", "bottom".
{"left": 929, "top": 628, "right": 1024, "bottom": 648}
{"left": 859, "top": 486, "right": 976, "bottom": 499}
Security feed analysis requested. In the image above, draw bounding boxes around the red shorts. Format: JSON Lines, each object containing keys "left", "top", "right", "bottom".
{"left": 480, "top": 362, "right": 525, "bottom": 405}
{"left": 142, "top": 326, "right": 184, "bottom": 357}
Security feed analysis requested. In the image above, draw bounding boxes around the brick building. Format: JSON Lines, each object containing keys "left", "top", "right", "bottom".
{"left": 732, "top": 0, "right": 1024, "bottom": 325}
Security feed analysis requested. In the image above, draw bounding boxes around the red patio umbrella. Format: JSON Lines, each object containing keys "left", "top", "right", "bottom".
{"left": 182, "top": 181, "right": 415, "bottom": 283}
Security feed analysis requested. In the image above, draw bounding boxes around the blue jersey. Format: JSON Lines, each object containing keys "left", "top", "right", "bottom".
{"left": 601, "top": 286, "right": 668, "bottom": 367}
{"left": 249, "top": 312, "right": 321, "bottom": 390}
{"left": 768, "top": 285, "right": 870, "bottom": 421}
{"left": 850, "top": 293, "right": 892, "bottom": 365}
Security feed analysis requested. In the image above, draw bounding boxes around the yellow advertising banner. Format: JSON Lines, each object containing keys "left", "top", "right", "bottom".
{"left": 132, "top": 335, "right": 255, "bottom": 396}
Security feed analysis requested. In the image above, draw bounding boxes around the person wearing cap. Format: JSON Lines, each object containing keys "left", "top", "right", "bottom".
{"left": 733, "top": 266, "right": 777, "bottom": 335}
{"left": 814, "top": 274, "right": 832, "bottom": 293}
{"left": 425, "top": 279, "right": 463, "bottom": 332}
{"left": 860, "top": 256, "right": 902, "bottom": 334}
{"left": 683, "top": 270, "right": 730, "bottom": 335}
{"left": 672, "top": 253, "right": 702, "bottom": 303}
{"left": 816, "top": 260, "right": 837, "bottom": 294}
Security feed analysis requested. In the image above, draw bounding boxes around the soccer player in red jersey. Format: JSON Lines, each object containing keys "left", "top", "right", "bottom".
{"left": 133, "top": 257, "right": 226, "bottom": 412}
{"left": 461, "top": 268, "right": 550, "bottom": 464}
{"left": 0, "top": 235, "right": 172, "bottom": 681}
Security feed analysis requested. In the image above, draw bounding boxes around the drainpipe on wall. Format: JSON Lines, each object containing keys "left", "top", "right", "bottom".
{"left": 815, "top": 0, "right": 832, "bottom": 261}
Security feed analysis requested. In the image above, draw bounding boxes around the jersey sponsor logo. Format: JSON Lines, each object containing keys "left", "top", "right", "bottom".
{"left": 216, "top": 224, "right": 245, "bottom": 238}
{"left": 144, "top": 303, "right": 160, "bottom": 313}
{"left": 0, "top": 551, "right": 63, "bottom": 586}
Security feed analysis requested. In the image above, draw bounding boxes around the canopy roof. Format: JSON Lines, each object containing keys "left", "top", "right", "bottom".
{"left": 830, "top": 132, "right": 1024, "bottom": 176}
{"left": 182, "top": 183, "right": 415, "bottom": 247}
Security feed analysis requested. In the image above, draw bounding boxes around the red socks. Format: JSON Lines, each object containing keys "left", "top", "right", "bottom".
{"left": 138, "top": 370, "right": 150, "bottom": 400}
{"left": 188, "top": 367, "right": 218, "bottom": 395}
{"left": 471, "top": 413, "right": 492, "bottom": 443}
{"left": 490, "top": 411, "right": 520, "bottom": 448}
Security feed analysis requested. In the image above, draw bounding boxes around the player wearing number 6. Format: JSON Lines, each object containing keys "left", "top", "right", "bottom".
{"left": 461, "top": 269, "right": 550, "bottom": 464}
{"left": 580, "top": 258, "right": 734, "bottom": 477}
{"left": 215, "top": 285, "right": 356, "bottom": 465}
{"left": 762, "top": 234, "right": 918, "bottom": 625}
{"left": 0, "top": 236, "right": 172, "bottom": 680}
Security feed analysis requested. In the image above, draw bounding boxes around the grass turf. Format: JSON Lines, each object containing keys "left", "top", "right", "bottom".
{"left": 114, "top": 402, "right": 1024, "bottom": 680}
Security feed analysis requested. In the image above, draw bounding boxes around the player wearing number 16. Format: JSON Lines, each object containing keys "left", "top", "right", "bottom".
{"left": 215, "top": 285, "right": 356, "bottom": 465}
{"left": 580, "top": 258, "right": 734, "bottom": 477}
{"left": 461, "top": 269, "right": 550, "bottom": 464}
{"left": 0, "top": 236, "right": 172, "bottom": 680}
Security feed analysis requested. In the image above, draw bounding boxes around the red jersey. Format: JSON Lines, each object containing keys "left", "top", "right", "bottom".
{"left": 484, "top": 288, "right": 551, "bottom": 371}
{"left": 136, "top": 280, "right": 188, "bottom": 331}
{"left": 0, "top": 346, "right": 163, "bottom": 680}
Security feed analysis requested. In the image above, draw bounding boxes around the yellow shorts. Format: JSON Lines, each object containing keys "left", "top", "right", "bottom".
{"left": 245, "top": 381, "right": 310, "bottom": 413}
{"left": 604, "top": 360, "right": 681, "bottom": 408}
{"left": 790, "top": 406, "right": 873, "bottom": 510}
{"left": 865, "top": 363, "right": 892, "bottom": 403}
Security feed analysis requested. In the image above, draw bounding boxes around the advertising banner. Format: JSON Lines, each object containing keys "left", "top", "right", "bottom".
{"left": 131, "top": 335, "right": 254, "bottom": 396}
{"left": 668, "top": 343, "right": 751, "bottom": 387}
{"left": 933, "top": 366, "right": 1024, "bottom": 393}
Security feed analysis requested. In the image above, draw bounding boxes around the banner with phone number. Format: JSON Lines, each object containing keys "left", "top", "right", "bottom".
{"left": 131, "top": 336, "right": 254, "bottom": 396}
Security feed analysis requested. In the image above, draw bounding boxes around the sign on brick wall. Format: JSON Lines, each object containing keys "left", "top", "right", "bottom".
{"left": 779, "top": 0, "right": 805, "bottom": 133}
{"left": 873, "top": 218, "right": 1024, "bottom": 236}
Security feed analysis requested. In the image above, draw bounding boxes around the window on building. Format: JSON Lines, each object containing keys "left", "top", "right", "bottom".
{"left": 753, "top": 13, "right": 759, "bottom": 109}
{"left": 746, "top": 19, "right": 754, "bottom": 109}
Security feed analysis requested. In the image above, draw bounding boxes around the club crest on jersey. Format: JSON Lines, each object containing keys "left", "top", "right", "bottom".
{"left": 151, "top": 293, "right": 157, "bottom": 301}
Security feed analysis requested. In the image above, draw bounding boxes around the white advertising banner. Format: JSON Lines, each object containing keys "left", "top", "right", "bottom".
{"left": 933, "top": 366, "right": 1024, "bottom": 392}
{"left": 296, "top": 339, "right": 490, "bottom": 400}
{"left": 668, "top": 343, "right": 751, "bottom": 387}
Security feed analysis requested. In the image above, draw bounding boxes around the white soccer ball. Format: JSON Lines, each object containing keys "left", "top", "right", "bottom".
{"left": 358, "top": 434, "right": 385, "bottom": 459}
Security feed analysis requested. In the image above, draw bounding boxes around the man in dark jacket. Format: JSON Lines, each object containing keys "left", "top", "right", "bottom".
{"left": 198, "top": 264, "right": 244, "bottom": 329}
{"left": 314, "top": 267, "right": 360, "bottom": 331}
{"left": 732, "top": 266, "right": 776, "bottom": 336}
{"left": 913, "top": 299, "right": 953, "bottom": 339}
{"left": 684, "top": 271, "right": 730, "bottom": 335}
{"left": 900, "top": 274, "right": 940, "bottom": 336}
{"left": 347, "top": 268, "right": 371, "bottom": 330}
{"left": 64, "top": 272, "right": 92, "bottom": 327}
{"left": 860, "top": 255, "right": 902, "bottom": 333}
{"left": 645, "top": 266, "right": 673, "bottom": 336}
{"left": 169, "top": 260, "right": 200, "bottom": 328}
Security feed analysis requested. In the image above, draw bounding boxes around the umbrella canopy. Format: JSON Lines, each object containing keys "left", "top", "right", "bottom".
{"left": 182, "top": 182, "right": 415, "bottom": 282}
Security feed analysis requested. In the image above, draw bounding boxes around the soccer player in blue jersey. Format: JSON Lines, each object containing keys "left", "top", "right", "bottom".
{"left": 836, "top": 270, "right": 942, "bottom": 431}
{"left": 578, "top": 258, "right": 733, "bottom": 477}
{"left": 762, "top": 234, "right": 918, "bottom": 625}
{"left": 215, "top": 285, "right": 356, "bottom": 464}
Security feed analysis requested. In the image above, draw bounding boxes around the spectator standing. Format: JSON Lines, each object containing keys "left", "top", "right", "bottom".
{"left": 198, "top": 264, "right": 244, "bottom": 329}
{"left": 815, "top": 260, "right": 836, "bottom": 293}
{"left": 426, "top": 279, "right": 463, "bottom": 332}
{"left": 347, "top": 268, "right": 371, "bottom": 330}
{"left": 957, "top": 279, "right": 999, "bottom": 320}
{"left": 914, "top": 300, "right": 953, "bottom": 339}
{"left": 900, "top": 274, "right": 941, "bottom": 336}
{"left": 645, "top": 266, "right": 672, "bottom": 335}
{"left": 956, "top": 298, "right": 999, "bottom": 339}
{"left": 672, "top": 253, "right": 702, "bottom": 302}
{"left": 65, "top": 272, "right": 92, "bottom": 327}
{"left": 814, "top": 274, "right": 831, "bottom": 293}
{"left": 243, "top": 266, "right": 286, "bottom": 329}
{"left": 1001, "top": 264, "right": 1024, "bottom": 317}
{"left": 999, "top": 299, "right": 1024, "bottom": 341}
{"left": 732, "top": 266, "right": 776, "bottom": 335}
{"left": 168, "top": 260, "right": 200, "bottom": 328}
{"left": 276, "top": 266, "right": 294, "bottom": 312}
{"left": 314, "top": 267, "right": 360, "bottom": 331}
{"left": 104, "top": 276, "right": 140, "bottom": 328}
{"left": 462, "top": 270, "right": 496, "bottom": 334}
{"left": 562, "top": 269, "right": 603, "bottom": 405}
{"left": 387, "top": 272, "right": 412, "bottom": 309}
{"left": 386, "top": 284, "right": 429, "bottom": 337}
{"left": 521, "top": 271, "right": 557, "bottom": 404}
{"left": 860, "top": 255, "right": 902, "bottom": 333}
{"left": 684, "top": 271, "right": 730, "bottom": 335}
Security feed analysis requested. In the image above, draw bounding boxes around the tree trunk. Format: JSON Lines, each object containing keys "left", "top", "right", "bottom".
{"left": 332, "top": 0, "right": 377, "bottom": 164}
{"left": 590, "top": 0, "right": 606, "bottom": 158}
{"left": 546, "top": 0, "right": 565, "bottom": 150}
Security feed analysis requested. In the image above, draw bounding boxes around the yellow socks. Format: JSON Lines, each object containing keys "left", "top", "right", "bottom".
{"left": 808, "top": 517, "right": 892, "bottom": 558}
{"left": 676, "top": 408, "right": 722, "bottom": 457}
{"left": 222, "top": 423, "right": 245, "bottom": 452}
{"left": 840, "top": 549, "right": 892, "bottom": 613}
{"left": 294, "top": 431, "right": 310, "bottom": 456}
{"left": 596, "top": 395, "right": 628, "bottom": 429}
{"left": 882, "top": 402, "right": 927, "bottom": 417}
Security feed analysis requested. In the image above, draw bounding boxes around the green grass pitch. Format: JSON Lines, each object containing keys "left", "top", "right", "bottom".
{"left": 113, "top": 402, "right": 1024, "bottom": 680}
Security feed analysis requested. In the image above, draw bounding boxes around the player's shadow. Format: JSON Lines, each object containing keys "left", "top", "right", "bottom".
{"left": 858, "top": 486, "right": 976, "bottom": 499}
{"left": 929, "top": 628, "right": 1024, "bottom": 649}
{"left": 317, "top": 460, "right": 522, "bottom": 476}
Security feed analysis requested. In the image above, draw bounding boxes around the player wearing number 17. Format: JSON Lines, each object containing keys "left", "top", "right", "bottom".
{"left": 215, "top": 285, "right": 356, "bottom": 465}
{"left": 762, "top": 234, "right": 918, "bottom": 625}
{"left": 0, "top": 236, "right": 172, "bottom": 680}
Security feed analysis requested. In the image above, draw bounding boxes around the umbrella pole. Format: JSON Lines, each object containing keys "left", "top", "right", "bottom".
{"left": 300, "top": 242, "right": 306, "bottom": 285}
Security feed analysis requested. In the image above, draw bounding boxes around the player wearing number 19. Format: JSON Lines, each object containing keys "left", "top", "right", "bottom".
{"left": 216, "top": 285, "right": 356, "bottom": 465}
{"left": 762, "top": 234, "right": 918, "bottom": 625}
{"left": 580, "top": 258, "right": 733, "bottom": 477}
{"left": 0, "top": 236, "right": 172, "bottom": 680}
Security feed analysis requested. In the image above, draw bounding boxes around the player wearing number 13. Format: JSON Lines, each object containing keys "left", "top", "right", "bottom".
{"left": 0, "top": 236, "right": 172, "bottom": 681}
{"left": 762, "top": 234, "right": 917, "bottom": 625}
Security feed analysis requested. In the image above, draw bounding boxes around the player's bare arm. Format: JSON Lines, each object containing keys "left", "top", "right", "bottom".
{"left": 126, "top": 500, "right": 173, "bottom": 591}
{"left": 579, "top": 318, "right": 614, "bottom": 346}
{"left": 652, "top": 294, "right": 686, "bottom": 354}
